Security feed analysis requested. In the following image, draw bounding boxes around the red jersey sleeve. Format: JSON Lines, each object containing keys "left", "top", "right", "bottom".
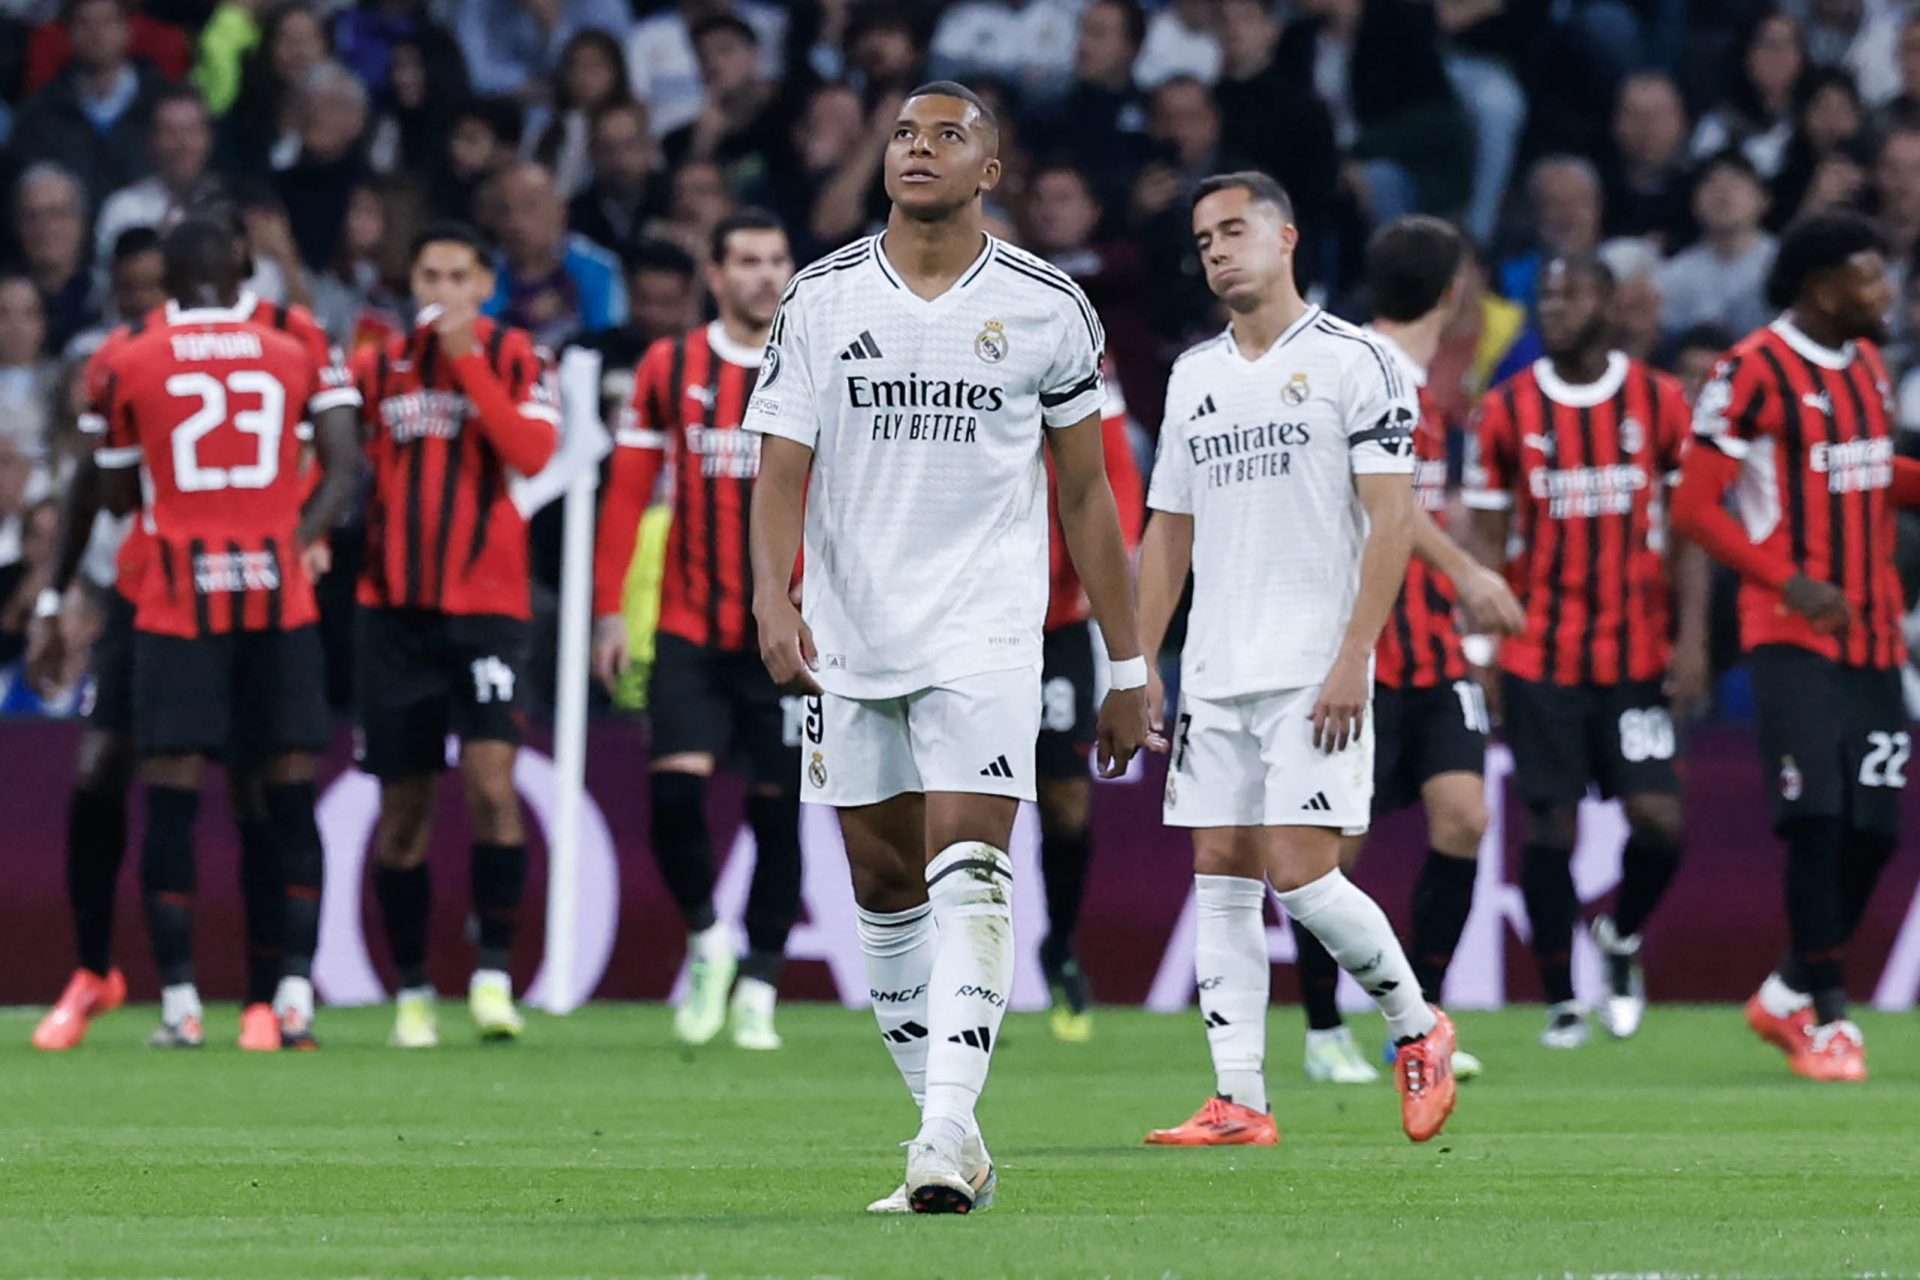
{"left": 593, "top": 340, "right": 674, "bottom": 618}
{"left": 1671, "top": 353, "right": 1795, "bottom": 590}
{"left": 452, "top": 328, "right": 560, "bottom": 476}
{"left": 287, "top": 307, "right": 361, "bottom": 418}
{"left": 91, "top": 340, "right": 142, "bottom": 471}
{"left": 1102, "top": 406, "right": 1144, "bottom": 550}
{"left": 1462, "top": 387, "right": 1515, "bottom": 511}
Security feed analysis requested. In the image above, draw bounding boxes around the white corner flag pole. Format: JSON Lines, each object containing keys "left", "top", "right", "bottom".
{"left": 542, "top": 348, "right": 610, "bottom": 1013}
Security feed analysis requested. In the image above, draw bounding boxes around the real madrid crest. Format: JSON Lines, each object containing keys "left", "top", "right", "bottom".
{"left": 975, "top": 318, "right": 1008, "bottom": 364}
{"left": 1282, "top": 371, "right": 1310, "bottom": 406}
{"left": 809, "top": 751, "right": 828, "bottom": 789}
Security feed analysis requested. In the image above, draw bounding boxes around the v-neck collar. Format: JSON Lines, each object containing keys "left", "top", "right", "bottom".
{"left": 872, "top": 232, "right": 997, "bottom": 305}
{"left": 1223, "top": 304, "right": 1321, "bottom": 364}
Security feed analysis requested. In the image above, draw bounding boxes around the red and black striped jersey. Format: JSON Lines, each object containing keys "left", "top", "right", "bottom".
{"left": 81, "top": 293, "right": 357, "bottom": 601}
{"left": 594, "top": 321, "right": 766, "bottom": 651}
{"left": 1684, "top": 318, "right": 1905, "bottom": 668}
{"left": 1045, "top": 368, "right": 1142, "bottom": 630}
{"left": 1377, "top": 384, "right": 1466, "bottom": 689}
{"left": 1466, "top": 352, "right": 1689, "bottom": 685}
{"left": 91, "top": 300, "right": 322, "bottom": 637}
{"left": 352, "top": 319, "right": 560, "bottom": 619}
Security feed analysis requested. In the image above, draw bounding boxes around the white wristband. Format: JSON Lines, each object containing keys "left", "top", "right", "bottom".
{"left": 1461, "top": 634, "right": 1497, "bottom": 668}
{"left": 1108, "top": 655, "right": 1149, "bottom": 691}
{"left": 34, "top": 587, "right": 62, "bottom": 620}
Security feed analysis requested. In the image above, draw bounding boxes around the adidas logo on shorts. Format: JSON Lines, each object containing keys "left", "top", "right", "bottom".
{"left": 1302, "top": 791, "right": 1333, "bottom": 812}
{"left": 979, "top": 755, "right": 1014, "bottom": 779}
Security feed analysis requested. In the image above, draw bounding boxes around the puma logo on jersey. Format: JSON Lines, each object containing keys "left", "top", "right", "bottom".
{"left": 1801, "top": 391, "right": 1833, "bottom": 416}
{"left": 685, "top": 383, "right": 715, "bottom": 408}
{"left": 1524, "top": 432, "right": 1556, "bottom": 457}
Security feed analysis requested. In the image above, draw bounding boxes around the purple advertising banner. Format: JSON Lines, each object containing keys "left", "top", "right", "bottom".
{"left": 2, "top": 719, "right": 1918, "bottom": 1010}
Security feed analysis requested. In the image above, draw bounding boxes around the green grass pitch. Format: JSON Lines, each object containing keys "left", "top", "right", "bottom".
{"left": 1, "top": 1003, "right": 1916, "bottom": 1279}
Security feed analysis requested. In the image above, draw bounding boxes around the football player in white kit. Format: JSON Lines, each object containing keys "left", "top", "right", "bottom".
{"left": 1136, "top": 173, "right": 1459, "bottom": 1147}
{"left": 746, "top": 82, "right": 1154, "bottom": 1214}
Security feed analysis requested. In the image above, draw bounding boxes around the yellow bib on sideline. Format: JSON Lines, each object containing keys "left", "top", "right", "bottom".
{"left": 614, "top": 504, "right": 671, "bottom": 711}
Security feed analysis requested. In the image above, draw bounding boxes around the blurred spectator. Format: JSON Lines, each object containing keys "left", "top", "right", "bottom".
{"left": 1131, "top": 76, "right": 1238, "bottom": 346}
{"left": 662, "top": 14, "right": 784, "bottom": 194}
{"left": 1663, "top": 323, "right": 1735, "bottom": 402}
{"left": 430, "top": 96, "right": 522, "bottom": 221}
{"left": 330, "top": 0, "right": 447, "bottom": 96}
{"left": 1435, "top": 2, "right": 1527, "bottom": 246}
{"left": 843, "top": 5, "right": 928, "bottom": 105}
{"left": 572, "top": 237, "right": 698, "bottom": 426}
{"left": 527, "top": 29, "right": 632, "bottom": 198}
{"left": 1212, "top": 0, "right": 1338, "bottom": 273}
{"left": 192, "top": 0, "right": 264, "bottom": 115}
{"left": 569, "top": 102, "right": 661, "bottom": 259}
{"left": 1880, "top": 9, "right": 1920, "bottom": 124}
{"left": 929, "top": 0, "right": 1081, "bottom": 104}
{"left": 94, "top": 85, "right": 221, "bottom": 261}
{"left": 14, "top": 0, "right": 168, "bottom": 210}
{"left": 1023, "top": 159, "right": 1157, "bottom": 425}
{"left": 1135, "top": 0, "right": 1219, "bottom": 90}
{"left": 1597, "top": 235, "right": 1665, "bottom": 361}
{"left": 751, "top": 82, "right": 864, "bottom": 256}
{"left": 485, "top": 160, "right": 628, "bottom": 348}
{"left": 1790, "top": 0, "right": 1900, "bottom": 105}
{"left": 270, "top": 60, "right": 372, "bottom": 271}
{"left": 653, "top": 158, "right": 738, "bottom": 264}
{"left": 456, "top": 0, "right": 627, "bottom": 102}
{"left": 0, "top": 496, "right": 58, "bottom": 672}
{"left": 311, "top": 178, "right": 411, "bottom": 349}
{"left": 1036, "top": 0, "right": 1150, "bottom": 208}
{"left": 1500, "top": 155, "right": 1604, "bottom": 310}
{"left": 0, "top": 276, "right": 56, "bottom": 456}
{"left": 9, "top": 164, "right": 98, "bottom": 354}
{"left": 1692, "top": 8, "right": 1804, "bottom": 179}
{"left": 799, "top": 86, "right": 895, "bottom": 251}
{"left": 366, "top": 31, "right": 472, "bottom": 176}
{"left": 227, "top": 2, "right": 331, "bottom": 166}
{"left": 1602, "top": 72, "right": 1695, "bottom": 249}
{"left": 1276, "top": 0, "right": 1471, "bottom": 226}
{"left": 1659, "top": 151, "right": 1778, "bottom": 338}
{"left": 1872, "top": 121, "right": 1920, "bottom": 315}
{"left": 625, "top": 0, "right": 788, "bottom": 139}
{"left": 1769, "top": 66, "right": 1870, "bottom": 230}
{"left": 23, "top": 0, "right": 189, "bottom": 94}
{"left": 65, "top": 224, "right": 165, "bottom": 359}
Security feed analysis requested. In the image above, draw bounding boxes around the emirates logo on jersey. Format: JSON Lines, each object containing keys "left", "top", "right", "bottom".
{"left": 380, "top": 390, "right": 470, "bottom": 443}
{"left": 1810, "top": 436, "right": 1894, "bottom": 494}
{"left": 685, "top": 425, "right": 762, "bottom": 479}
{"left": 1527, "top": 464, "right": 1647, "bottom": 517}
{"left": 193, "top": 548, "right": 280, "bottom": 595}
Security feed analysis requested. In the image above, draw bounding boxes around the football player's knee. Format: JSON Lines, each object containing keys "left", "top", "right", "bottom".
{"left": 1037, "top": 780, "right": 1090, "bottom": 840}
{"left": 1429, "top": 796, "right": 1489, "bottom": 858}
{"left": 1523, "top": 804, "right": 1577, "bottom": 851}
{"left": 847, "top": 848, "right": 925, "bottom": 913}
{"left": 464, "top": 771, "right": 522, "bottom": 841}
{"left": 1623, "top": 794, "right": 1683, "bottom": 851}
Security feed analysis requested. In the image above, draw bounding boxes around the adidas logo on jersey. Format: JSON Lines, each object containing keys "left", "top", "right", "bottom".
{"left": 979, "top": 755, "right": 1014, "bottom": 779}
{"left": 947, "top": 1026, "right": 994, "bottom": 1051}
{"left": 838, "top": 330, "right": 884, "bottom": 361}
{"left": 1190, "top": 394, "right": 1218, "bottom": 419}
{"left": 1302, "top": 792, "right": 1333, "bottom": 812}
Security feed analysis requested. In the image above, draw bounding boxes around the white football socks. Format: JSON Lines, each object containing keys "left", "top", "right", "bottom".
{"left": 1276, "top": 868, "right": 1436, "bottom": 1044}
{"left": 1194, "top": 873, "right": 1270, "bottom": 1113}
{"left": 918, "top": 842, "right": 1015, "bottom": 1149}
{"left": 161, "top": 982, "right": 202, "bottom": 1027}
{"left": 856, "top": 901, "right": 936, "bottom": 1107}
{"left": 1759, "top": 971, "right": 1812, "bottom": 1017}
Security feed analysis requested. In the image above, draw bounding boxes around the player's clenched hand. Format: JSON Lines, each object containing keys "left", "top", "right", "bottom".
{"left": 299, "top": 540, "right": 331, "bottom": 581}
{"left": 1455, "top": 563, "right": 1525, "bottom": 636}
{"left": 592, "top": 614, "right": 629, "bottom": 694}
{"left": 1783, "top": 572, "right": 1853, "bottom": 635}
{"left": 1310, "top": 651, "right": 1369, "bottom": 753}
{"left": 1144, "top": 665, "right": 1170, "bottom": 752}
{"left": 755, "top": 594, "right": 822, "bottom": 694}
{"left": 1665, "top": 636, "right": 1710, "bottom": 720}
{"left": 423, "top": 301, "right": 481, "bottom": 358}
{"left": 1095, "top": 686, "right": 1151, "bottom": 777}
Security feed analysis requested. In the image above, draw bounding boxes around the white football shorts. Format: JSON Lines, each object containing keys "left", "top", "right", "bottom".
{"left": 1162, "top": 683, "right": 1373, "bottom": 833}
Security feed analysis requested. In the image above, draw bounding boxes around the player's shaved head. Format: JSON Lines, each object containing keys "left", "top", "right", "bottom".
{"left": 161, "top": 216, "right": 243, "bottom": 308}
{"left": 904, "top": 80, "right": 999, "bottom": 152}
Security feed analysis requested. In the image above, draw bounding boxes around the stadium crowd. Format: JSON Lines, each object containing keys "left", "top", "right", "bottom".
{"left": 2, "top": 0, "right": 1920, "bottom": 709}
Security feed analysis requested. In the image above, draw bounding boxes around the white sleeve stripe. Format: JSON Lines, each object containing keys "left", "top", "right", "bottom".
{"left": 308, "top": 387, "right": 363, "bottom": 412}
{"left": 77, "top": 412, "right": 106, "bottom": 435}
{"left": 95, "top": 445, "right": 143, "bottom": 468}
{"left": 617, "top": 427, "right": 668, "bottom": 449}
{"left": 519, "top": 404, "right": 562, "bottom": 424}
{"left": 1462, "top": 490, "right": 1513, "bottom": 511}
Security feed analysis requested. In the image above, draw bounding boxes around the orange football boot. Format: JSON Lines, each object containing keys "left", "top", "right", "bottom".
{"left": 1789, "top": 1021, "right": 1868, "bottom": 1083}
{"left": 1396, "top": 1006, "right": 1458, "bottom": 1143}
{"left": 1144, "top": 1096, "right": 1279, "bottom": 1146}
{"left": 238, "top": 1003, "right": 282, "bottom": 1052}
{"left": 32, "top": 968, "right": 128, "bottom": 1051}
{"left": 1745, "top": 990, "right": 1813, "bottom": 1055}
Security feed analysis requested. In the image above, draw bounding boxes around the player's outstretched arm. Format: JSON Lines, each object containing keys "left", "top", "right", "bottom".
{"left": 1313, "top": 472, "right": 1414, "bottom": 752}
{"left": 1134, "top": 509, "right": 1192, "bottom": 743}
{"left": 748, "top": 434, "right": 820, "bottom": 695}
{"left": 25, "top": 451, "right": 106, "bottom": 694}
{"left": 296, "top": 405, "right": 363, "bottom": 576}
{"left": 1665, "top": 538, "right": 1713, "bottom": 718}
{"left": 1050, "top": 412, "right": 1154, "bottom": 776}
{"left": 1412, "top": 506, "right": 1523, "bottom": 636}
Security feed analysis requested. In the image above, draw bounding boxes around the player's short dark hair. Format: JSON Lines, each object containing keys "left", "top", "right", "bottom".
{"left": 690, "top": 12, "right": 758, "bottom": 48}
{"left": 906, "top": 80, "right": 999, "bottom": 139}
{"left": 1088, "top": 0, "right": 1147, "bottom": 48}
{"left": 1191, "top": 170, "right": 1294, "bottom": 224}
{"left": 1366, "top": 216, "right": 1467, "bottom": 323}
{"left": 110, "top": 225, "right": 162, "bottom": 263}
{"left": 161, "top": 217, "right": 242, "bottom": 302}
{"left": 1542, "top": 251, "right": 1616, "bottom": 295}
{"left": 411, "top": 219, "right": 494, "bottom": 265}
{"left": 709, "top": 208, "right": 785, "bottom": 264}
{"left": 1767, "top": 208, "right": 1889, "bottom": 308}
{"left": 624, "top": 238, "right": 696, "bottom": 282}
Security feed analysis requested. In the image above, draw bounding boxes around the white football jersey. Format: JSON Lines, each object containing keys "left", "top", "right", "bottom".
{"left": 746, "top": 234, "right": 1107, "bottom": 698}
{"left": 1147, "top": 306, "right": 1418, "bottom": 698}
